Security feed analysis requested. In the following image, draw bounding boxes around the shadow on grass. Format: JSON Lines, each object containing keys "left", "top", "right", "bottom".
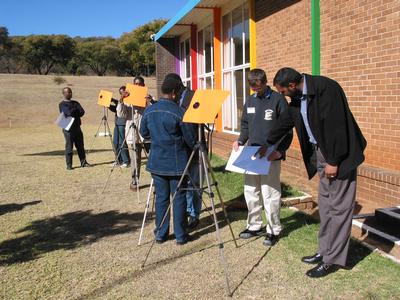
{"left": 0, "top": 200, "right": 42, "bottom": 216}
{"left": 20, "top": 149, "right": 111, "bottom": 157}
{"left": 75, "top": 237, "right": 239, "bottom": 300}
{"left": 0, "top": 210, "right": 142, "bottom": 266}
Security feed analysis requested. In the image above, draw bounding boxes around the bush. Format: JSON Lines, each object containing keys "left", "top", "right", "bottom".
{"left": 53, "top": 76, "right": 66, "bottom": 85}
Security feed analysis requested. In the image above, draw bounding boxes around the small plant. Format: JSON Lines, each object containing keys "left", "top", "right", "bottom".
{"left": 53, "top": 76, "right": 67, "bottom": 85}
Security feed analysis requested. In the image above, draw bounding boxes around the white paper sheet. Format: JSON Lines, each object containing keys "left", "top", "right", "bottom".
{"left": 225, "top": 145, "right": 276, "bottom": 175}
{"left": 55, "top": 113, "right": 75, "bottom": 130}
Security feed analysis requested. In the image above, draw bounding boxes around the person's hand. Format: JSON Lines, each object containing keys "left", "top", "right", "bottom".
{"left": 120, "top": 91, "right": 130, "bottom": 102}
{"left": 145, "top": 94, "right": 153, "bottom": 105}
{"left": 325, "top": 164, "right": 338, "bottom": 179}
{"left": 267, "top": 150, "right": 282, "bottom": 161}
{"left": 255, "top": 145, "right": 268, "bottom": 158}
{"left": 232, "top": 141, "right": 240, "bottom": 152}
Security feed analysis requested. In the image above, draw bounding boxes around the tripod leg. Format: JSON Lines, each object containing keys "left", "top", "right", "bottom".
{"left": 86, "top": 116, "right": 105, "bottom": 156}
{"left": 105, "top": 117, "right": 117, "bottom": 161}
{"left": 141, "top": 148, "right": 197, "bottom": 268}
{"left": 102, "top": 128, "right": 130, "bottom": 193}
{"left": 200, "top": 151, "right": 231, "bottom": 296}
{"left": 205, "top": 157, "right": 238, "bottom": 248}
{"left": 138, "top": 178, "right": 154, "bottom": 246}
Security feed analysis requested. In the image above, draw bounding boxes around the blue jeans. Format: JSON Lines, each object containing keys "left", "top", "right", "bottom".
{"left": 152, "top": 173, "right": 188, "bottom": 242}
{"left": 186, "top": 161, "right": 202, "bottom": 219}
{"left": 113, "top": 125, "right": 130, "bottom": 164}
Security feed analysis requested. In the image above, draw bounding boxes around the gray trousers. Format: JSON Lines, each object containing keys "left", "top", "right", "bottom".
{"left": 316, "top": 148, "right": 356, "bottom": 266}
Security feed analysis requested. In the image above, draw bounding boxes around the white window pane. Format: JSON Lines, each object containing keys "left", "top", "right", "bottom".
{"left": 198, "top": 30, "right": 204, "bottom": 75}
{"left": 223, "top": 72, "right": 232, "bottom": 131}
{"left": 222, "top": 13, "right": 231, "bottom": 69}
{"left": 232, "top": 6, "right": 243, "bottom": 67}
{"left": 244, "top": 3, "right": 250, "bottom": 64}
{"left": 205, "top": 25, "right": 213, "bottom": 74}
{"left": 234, "top": 69, "right": 244, "bottom": 132}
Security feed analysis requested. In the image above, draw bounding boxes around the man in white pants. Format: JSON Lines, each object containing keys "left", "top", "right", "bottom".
{"left": 233, "top": 69, "right": 293, "bottom": 246}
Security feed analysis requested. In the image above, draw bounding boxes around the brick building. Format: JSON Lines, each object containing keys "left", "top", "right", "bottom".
{"left": 154, "top": 0, "right": 400, "bottom": 216}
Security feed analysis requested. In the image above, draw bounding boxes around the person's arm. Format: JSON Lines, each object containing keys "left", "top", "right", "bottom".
{"left": 318, "top": 81, "right": 349, "bottom": 166}
{"left": 181, "top": 122, "right": 197, "bottom": 150}
{"left": 275, "top": 96, "right": 293, "bottom": 155}
{"left": 139, "top": 110, "right": 150, "bottom": 140}
{"left": 108, "top": 98, "right": 118, "bottom": 113}
{"left": 257, "top": 107, "right": 295, "bottom": 158}
{"left": 60, "top": 101, "right": 73, "bottom": 117}
{"left": 74, "top": 101, "right": 85, "bottom": 117}
{"left": 238, "top": 101, "right": 249, "bottom": 145}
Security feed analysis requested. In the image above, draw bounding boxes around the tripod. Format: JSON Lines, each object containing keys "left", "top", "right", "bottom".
{"left": 141, "top": 125, "right": 238, "bottom": 296}
{"left": 102, "top": 106, "right": 145, "bottom": 204}
{"left": 87, "top": 107, "right": 115, "bottom": 157}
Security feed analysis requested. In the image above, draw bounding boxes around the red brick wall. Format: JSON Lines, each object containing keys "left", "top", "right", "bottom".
{"left": 254, "top": 0, "right": 400, "bottom": 213}
{"left": 320, "top": 0, "right": 400, "bottom": 171}
{"left": 155, "top": 38, "right": 177, "bottom": 99}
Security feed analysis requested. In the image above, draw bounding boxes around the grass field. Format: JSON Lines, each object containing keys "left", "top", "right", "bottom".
{"left": 0, "top": 74, "right": 157, "bottom": 128}
{"left": 0, "top": 75, "right": 399, "bottom": 299}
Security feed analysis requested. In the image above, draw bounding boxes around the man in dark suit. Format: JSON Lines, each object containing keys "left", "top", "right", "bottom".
{"left": 258, "top": 67, "right": 367, "bottom": 278}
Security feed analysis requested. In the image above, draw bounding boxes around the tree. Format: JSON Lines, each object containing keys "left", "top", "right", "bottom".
{"left": 0, "top": 36, "right": 25, "bottom": 73}
{"left": 22, "top": 35, "right": 75, "bottom": 74}
{"left": 79, "top": 38, "right": 121, "bottom": 76}
{"left": 0, "top": 26, "right": 10, "bottom": 49}
{"left": 119, "top": 19, "right": 166, "bottom": 76}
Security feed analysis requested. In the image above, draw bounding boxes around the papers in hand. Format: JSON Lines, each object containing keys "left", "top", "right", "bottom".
{"left": 225, "top": 146, "right": 276, "bottom": 175}
{"left": 55, "top": 113, "right": 75, "bottom": 131}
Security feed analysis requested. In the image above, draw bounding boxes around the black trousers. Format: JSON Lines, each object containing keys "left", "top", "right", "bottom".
{"left": 62, "top": 127, "right": 86, "bottom": 167}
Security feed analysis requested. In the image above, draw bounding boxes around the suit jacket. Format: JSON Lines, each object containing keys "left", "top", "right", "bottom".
{"left": 267, "top": 74, "right": 367, "bottom": 179}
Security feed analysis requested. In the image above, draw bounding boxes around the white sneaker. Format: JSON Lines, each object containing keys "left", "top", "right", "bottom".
{"left": 110, "top": 162, "right": 119, "bottom": 167}
{"left": 120, "top": 163, "right": 129, "bottom": 168}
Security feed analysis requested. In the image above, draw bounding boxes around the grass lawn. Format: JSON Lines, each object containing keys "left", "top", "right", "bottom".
{"left": 0, "top": 74, "right": 399, "bottom": 299}
{"left": 0, "top": 124, "right": 399, "bottom": 299}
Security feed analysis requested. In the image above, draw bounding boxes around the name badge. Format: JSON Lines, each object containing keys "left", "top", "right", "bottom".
{"left": 247, "top": 107, "right": 255, "bottom": 114}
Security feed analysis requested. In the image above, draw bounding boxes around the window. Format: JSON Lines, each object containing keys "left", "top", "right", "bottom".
{"left": 222, "top": 3, "right": 250, "bottom": 133}
{"left": 198, "top": 24, "right": 214, "bottom": 90}
{"left": 179, "top": 38, "right": 191, "bottom": 87}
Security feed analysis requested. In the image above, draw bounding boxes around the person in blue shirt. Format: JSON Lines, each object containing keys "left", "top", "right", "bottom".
{"left": 140, "top": 76, "right": 196, "bottom": 245}
{"left": 58, "top": 87, "right": 91, "bottom": 170}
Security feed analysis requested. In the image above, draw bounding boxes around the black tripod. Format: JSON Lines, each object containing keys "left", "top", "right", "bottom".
{"left": 141, "top": 125, "right": 238, "bottom": 296}
{"left": 87, "top": 107, "right": 116, "bottom": 157}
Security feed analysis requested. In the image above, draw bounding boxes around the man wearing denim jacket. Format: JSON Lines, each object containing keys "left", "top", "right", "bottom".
{"left": 140, "top": 76, "right": 197, "bottom": 245}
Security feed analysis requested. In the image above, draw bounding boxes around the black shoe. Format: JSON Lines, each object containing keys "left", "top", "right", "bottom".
{"left": 188, "top": 216, "right": 199, "bottom": 230}
{"left": 155, "top": 237, "right": 167, "bottom": 244}
{"left": 263, "top": 234, "right": 279, "bottom": 246}
{"left": 306, "top": 262, "right": 339, "bottom": 278}
{"left": 81, "top": 161, "right": 92, "bottom": 167}
{"left": 66, "top": 165, "right": 73, "bottom": 170}
{"left": 176, "top": 235, "right": 190, "bottom": 245}
{"left": 239, "top": 228, "right": 265, "bottom": 239}
{"left": 302, "top": 253, "right": 323, "bottom": 264}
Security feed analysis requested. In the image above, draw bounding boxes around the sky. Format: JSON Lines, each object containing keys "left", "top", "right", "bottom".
{"left": 0, "top": 0, "right": 188, "bottom": 37}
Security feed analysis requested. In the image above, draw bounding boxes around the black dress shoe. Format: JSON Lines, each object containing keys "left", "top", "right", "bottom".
{"left": 306, "top": 262, "right": 339, "bottom": 278}
{"left": 188, "top": 216, "right": 199, "bottom": 230}
{"left": 81, "top": 161, "right": 92, "bottom": 167}
{"left": 302, "top": 253, "right": 323, "bottom": 264}
{"left": 239, "top": 228, "right": 265, "bottom": 239}
{"left": 263, "top": 234, "right": 279, "bottom": 246}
